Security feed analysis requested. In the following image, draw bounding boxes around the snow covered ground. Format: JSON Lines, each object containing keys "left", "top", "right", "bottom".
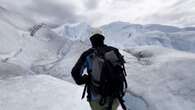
{"left": 123, "top": 46, "right": 195, "bottom": 110}
{"left": 1, "top": 5, "right": 195, "bottom": 110}
{"left": 0, "top": 75, "right": 90, "bottom": 110}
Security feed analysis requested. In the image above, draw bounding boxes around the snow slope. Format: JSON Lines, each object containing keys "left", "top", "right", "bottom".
{"left": 0, "top": 75, "right": 90, "bottom": 110}
{"left": 0, "top": 18, "right": 21, "bottom": 53}
{"left": 123, "top": 46, "right": 195, "bottom": 110}
{"left": 0, "top": 9, "right": 70, "bottom": 74}
{"left": 0, "top": 6, "right": 35, "bottom": 31}
{"left": 0, "top": 62, "right": 32, "bottom": 79}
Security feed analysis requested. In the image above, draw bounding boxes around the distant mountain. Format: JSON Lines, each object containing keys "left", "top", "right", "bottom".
{"left": 54, "top": 23, "right": 95, "bottom": 41}
{"left": 183, "top": 27, "right": 195, "bottom": 31}
{"left": 54, "top": 21, "right": 195, "bottom": 52}
{"left": 143, "top": 24, "right": 181, "bottom": 33}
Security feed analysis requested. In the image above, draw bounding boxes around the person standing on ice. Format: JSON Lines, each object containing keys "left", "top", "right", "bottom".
{"left": 71, "top": 32, "right": 128, "bottom": 110}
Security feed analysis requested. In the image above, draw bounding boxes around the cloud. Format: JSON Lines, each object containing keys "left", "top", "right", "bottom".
{"left": 24, "top": 0, "right": 83, "bottom": 27}
{"left": 88, "top": 0, "right": 195, "bottom": 27}
{"left": 1, "top": 0, "right": 195, "bottom": 27}
{"left": 140, "top": 0, "right": 195, "bottom": 27}
{"left": 83, "top": 0, "right": 100, "bottom": 9}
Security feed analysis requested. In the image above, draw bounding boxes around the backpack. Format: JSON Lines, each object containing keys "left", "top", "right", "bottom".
{"left": 82, "top": 46, "right": 128, "bottom": 110}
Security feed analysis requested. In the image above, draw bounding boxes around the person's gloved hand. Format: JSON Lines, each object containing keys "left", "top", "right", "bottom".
{"left": 81, "top": 74, "right": 90, "bottom": 84}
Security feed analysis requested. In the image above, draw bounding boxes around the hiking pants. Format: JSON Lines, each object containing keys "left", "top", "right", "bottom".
{"left": 89, "top": 99, "right": 119, "bottom": 110}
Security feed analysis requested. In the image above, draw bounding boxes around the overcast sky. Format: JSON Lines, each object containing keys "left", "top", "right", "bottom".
{"left": 0, "top": 0, "right": 194, "bottom": 27}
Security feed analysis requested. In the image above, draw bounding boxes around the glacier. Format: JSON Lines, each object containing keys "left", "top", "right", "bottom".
{"left": 0, "top": 5, "right": 195, "bottom": 110}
